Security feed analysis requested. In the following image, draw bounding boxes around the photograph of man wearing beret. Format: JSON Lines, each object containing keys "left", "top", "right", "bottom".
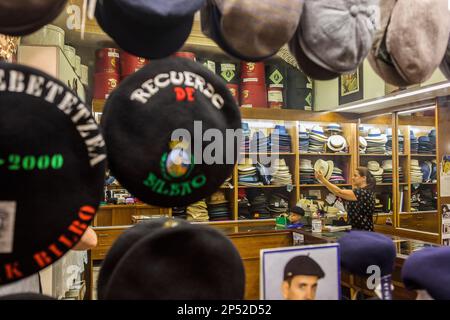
{"left": 281, "top": 255, "right": 325, "bottom": 300}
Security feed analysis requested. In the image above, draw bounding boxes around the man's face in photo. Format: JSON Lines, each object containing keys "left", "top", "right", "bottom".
{"left": 282, "top": 275, "right": 319, "bottom": 300}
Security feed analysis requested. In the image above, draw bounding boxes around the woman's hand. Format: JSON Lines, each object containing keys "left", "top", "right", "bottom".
{"left": 315, "top": 170, "right": 326, "bottom": 183}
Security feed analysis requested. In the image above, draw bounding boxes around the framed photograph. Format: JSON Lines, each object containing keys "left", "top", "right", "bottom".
{"left": 338, "top": 65, "right": 364, "bottom": 105}
{"left": 260, "top": 243, "right": 340, "bottom": 300}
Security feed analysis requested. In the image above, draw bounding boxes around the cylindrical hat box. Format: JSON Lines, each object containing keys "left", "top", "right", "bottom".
{"left": 219, "top": 62, "right": 239, "bottom": 84}
{"left": 95, "top": 48, "right": 120, "bottom": 74}
{"left": 174, "top": 51, "right": 196, "bottom": 61}
{"left": 121, "top": 50, "right": 148, "bottom": 78}
{"left": 22, "top": 24, "right": 65, "bottom": 50}
{"left": 94, "top": 73, "right": 120, "bottom": 100}
{"left": 267, "top": 85, "right": 284, "bottom": 109}
{"left": 226, "top": 83, "right": 239, "bottom": 104}
{"left": 287, "top": 66, "right": 312, "bottom": 89}
{"left": 287, "top": 88, "right": 313, "bottom": 111}
{"left": 241, "top": 62, "right": 265, "bottom": 84}
{"left": 240, "top": 83, "right": 267, "bottom": 108}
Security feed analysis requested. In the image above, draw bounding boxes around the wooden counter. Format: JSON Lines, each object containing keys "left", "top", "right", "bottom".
{"left": 87, "top": 221, "right": 437, "bottom": 300}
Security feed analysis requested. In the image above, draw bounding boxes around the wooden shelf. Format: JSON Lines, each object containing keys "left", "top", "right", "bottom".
{"left": 300, "top": 153, "right": 351, "bottom": 156}
{"left": 400, "top": 211, "right": 438, "bottom": 215}
{"left": 410, "top": 154, "right": 436, "bottom": 157}
{"left": 238, "top": 185, "right": 295, "bottom": 189}
{"left": 360, "top": 154, "right": 393, "bottom": 157}
{"left": 241, "top": 152, "right": 295, "bottom": 156}
{"left": 410, "top": 182, "right": 437, "bottom": 185}
{"left": 376, "top": 183, "right": 393, "bottom": 186}
{"left": 300, "top": 184, "right": 351, "bottom": 187}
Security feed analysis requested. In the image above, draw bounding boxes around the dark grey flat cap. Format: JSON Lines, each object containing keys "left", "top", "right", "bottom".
{"left": 299, "top": 0, "right": 380, "bottom": 74}
{"left": 440, "top": 36, "right": 450, "bottom": 80}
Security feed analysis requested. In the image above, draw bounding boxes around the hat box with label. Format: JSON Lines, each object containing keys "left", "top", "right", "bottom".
{"left": 226, "top": 83, "right": 239, "bottom": 104}
{"left": 121, "top": 50, "right": 148, "bottom": 78}
{"left": 241, "top": 61, "right": 265, "bottom": 84}
{"left": 95, "top": 48, "right": 120, "bottom": 74}
{"left": 266, "top": 64, "right": 286, "bottom": 109}
{"left": 287, "top": 66, "right": 314, "bottom": 110}
{"left": 240, "top": 83, "right": 267, "bottom": 108}
{"left": 267, "top": 86, "right": 284, "bottom": 109}
{"left": 219, "top": 62, "right": 239, "bottom": 84}
{"left": 94, "top": 73, "right": 120, "bottom": 99}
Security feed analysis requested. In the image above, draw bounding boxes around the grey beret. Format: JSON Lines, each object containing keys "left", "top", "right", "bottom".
{"left": 215, "top": 0, "right": 304, "bottom": 60}
{"left": 299, "top": 0, "right": 380, "bottom": 74}
{"left": 370, "top": 0, "right": 449, "bottom": 86}
{"left": 440, "top": 36, "right": 450, "bottom": 80}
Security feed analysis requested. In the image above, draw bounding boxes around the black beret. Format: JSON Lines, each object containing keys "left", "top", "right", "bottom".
{"left": 283, "top": 255, "right": 325, "bottom": 280}
{"left": 99, "top": 218, "right": 246, "bottom": 300}
{"left": 0, "top": 62, "right": 106, "bottom": 285}
{"left": 0, "top": 0, "right": 67, "bottom": 36}
{"left": 101, "top": 57, "right": 242, "bottom": 207}
{"left": 95, "top": 0, "right": 205, "bottom": 59}
{"left": 402, "top": 247, "right": 450, "bottom": 300}
{"left": 97, "top": 218, "right": 190, "bottom": 300}
{"left": 338, "top": 231, "right": 396, "bottom": 276}
{"left": 291, "top": 206, "right": 305, "bottom": 216}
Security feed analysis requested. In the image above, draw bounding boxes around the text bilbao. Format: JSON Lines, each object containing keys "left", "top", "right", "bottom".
{"left": 0, "top": 68, "right": 106, "bottom": 167}
{"left": 130, "top": 71, "right": 225, "bottom": 109}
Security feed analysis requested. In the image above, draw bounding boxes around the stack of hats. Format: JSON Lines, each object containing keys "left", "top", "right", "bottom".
{"left": 248, "top": 191, "right": 271, "bottom": 219}
{"left": 410, "top": 131, "right": 419, "bottom": 154}
{"left": 430, "top": 160, "right": 437, "bottom": 182}
{"left": 308, "top": 125, "right": 328, "bottom": 153}
{"left": 207, "top": 191, "right": 231, "bottom": 221}
{"left": 240, "top": 62, "right": 268, "bottom": 108}
{"left": 269, "top": 125, "right": 292, "bottom": 153}
{"left": 250, "top": 131, "right": 269, "bottom": 153}
{"left": 418, "top": 135, "right": 433, "bottom": 154}
{"left": 238, "top": 159, "right": 261, "bottom": 186}
{"left": 359, "top": 136, "right": 368, "bottom": 154}
{"left": 186, "top": 200, "right": 209, "bottom": 222}
{"left": 399, "top": 166, "right": 405, "bottom": 183}
{"left": 429, "top": 129, "right": 437, "bottom": 154}
{"left": 327, "top": 135, "right": 348, "bottom": 153}
{"left": 268, "top": 193, "right": 290, "bottom": 217}
{"left": 238, "top": 189, "right": 251, "bottom": 219}
{"left": 218, "top": 62, "right": 239, "bottom": 103}
{"left": 374, "top": 197, "right": 384, "bottom": 214}
{"left": 421, "top": 161, "right": 433, "bottom": 183}
{"left": 385, "top": 129, "right": 404, "bottom": 155}
{"left": 266, "top": 64, "right": 287, "bottom": 109}
{"left": 410, "top": 159, "right": 423, "bottom": 184}
{"left": 172, "top": 207, "right": 187, "bottom": 220}
{"left": 368, "top": 161, "right": 384, "bottom": 184}
{"left": 328, "top": 165, "right": 346, "bottom": 185}
{"left": 365, "top": 128, "right": 388, "bottom": 154}
{"left": 314, "top": 159, "right": 333, "bottom": 180}
{"left": 270, "top": 159, "right": 292, "bottom": 186}
{"left": 411, "top": 186, "right": 437, "bottom": 212}
{"left": 299, "top": 124, "right": 310, "bottom": 153}
{"left": 382, "top": 160, "right": 393, "bottom": 183}
{"left": 326, "top": 123, "right": 343, "bottom": 135}
{"left": 241, "top": 122, "right": 251, "bottom": 153}
{"left": 94, "top": 48, "right": 121, "bottom": 100}
{"left": 300, "top": 159, "right": 316, "bottom": 184}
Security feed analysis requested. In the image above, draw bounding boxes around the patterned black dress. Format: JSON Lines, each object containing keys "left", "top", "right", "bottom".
{"left": 346, "top": 188, "right": 375, "bottom": 231}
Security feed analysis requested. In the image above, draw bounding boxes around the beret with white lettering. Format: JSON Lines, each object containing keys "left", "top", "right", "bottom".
{"left": 0, "top": 62, "right": 106, "bottom": 285}
{"left": 101, "top": 57, "right": 242, "bottom": 207}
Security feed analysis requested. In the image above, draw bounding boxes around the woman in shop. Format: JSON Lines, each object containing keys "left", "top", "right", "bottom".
{"left": 315, "top": 167, "right": 376, "bottom": 231}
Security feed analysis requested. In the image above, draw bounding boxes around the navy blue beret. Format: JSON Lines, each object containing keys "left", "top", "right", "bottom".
{"left": 95, "top": 0, "right": 205, "bottom": 59}
{"left": 402, "top": 247, "right": 450, "bottom": 300}
{"left": 338, "top": 231, "right": 396, "bottom": 276}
